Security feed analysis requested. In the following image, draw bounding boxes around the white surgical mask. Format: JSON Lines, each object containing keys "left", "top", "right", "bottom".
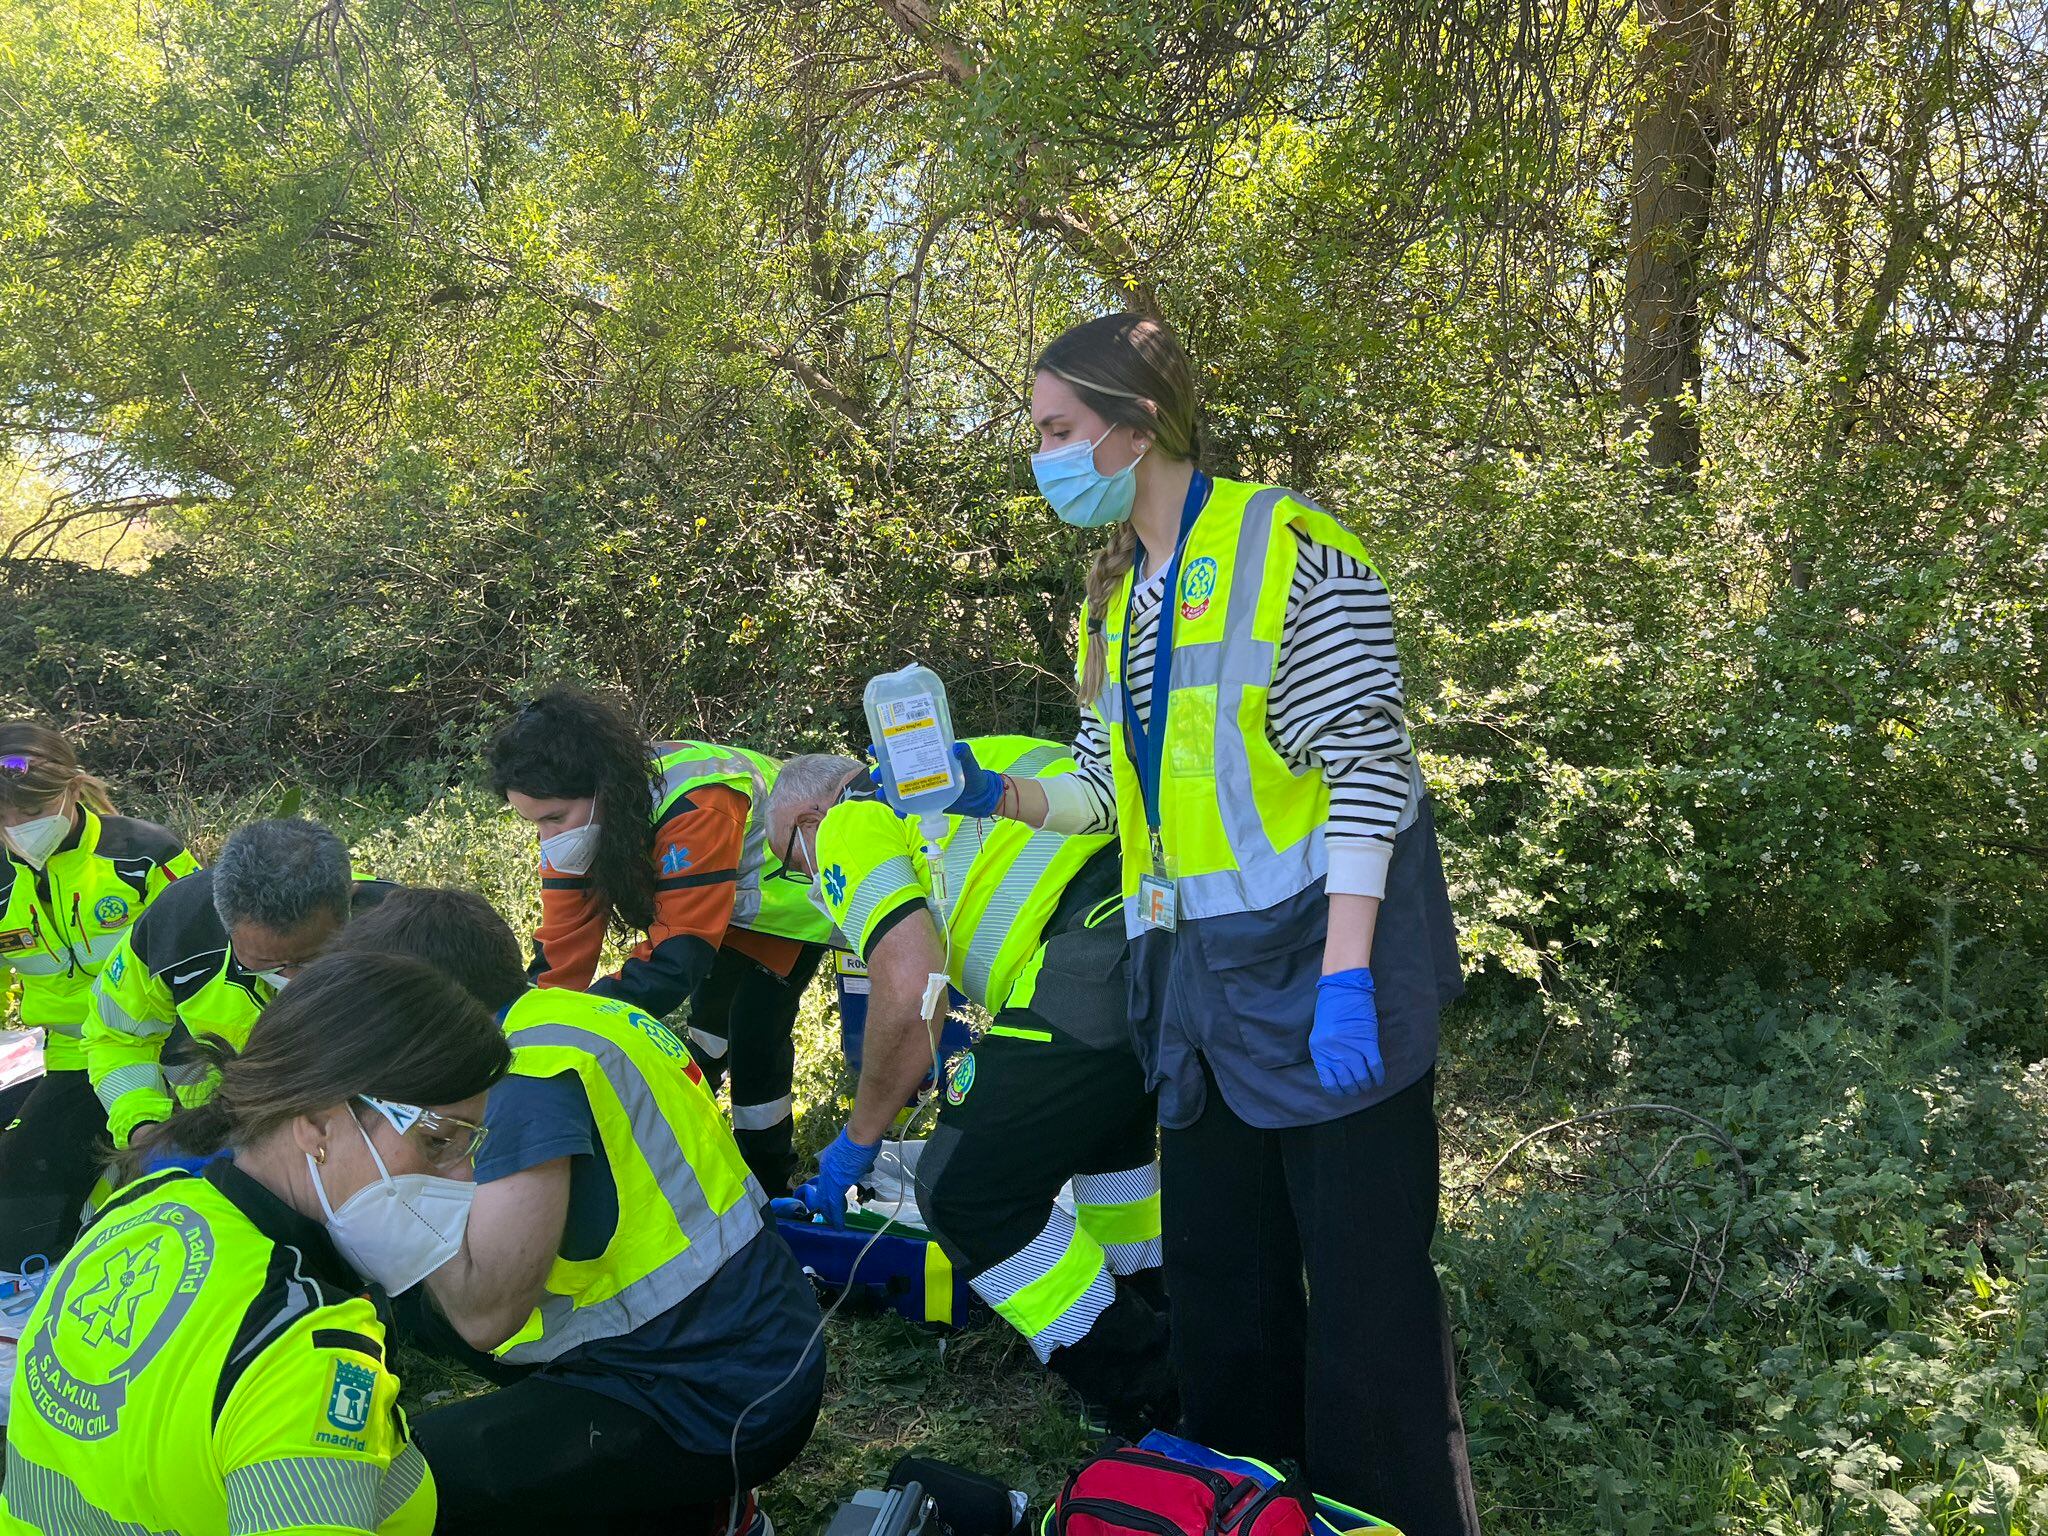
{"left": 800, "top": 827, "right": 829, "bottom": 915}
{"left": 539, "top": 819, "right": 601, "bottom": 876}
{"left": 254, "top": 969, "right": 291, "bottom": 991}
{"left": 309, "top": 1112, "right": 475, "bottom": 1294}
{"left": 4, "top": 813, "right": 71, "bottom": 869}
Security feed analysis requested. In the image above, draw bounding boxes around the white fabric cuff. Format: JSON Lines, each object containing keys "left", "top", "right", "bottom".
{"left": 1036, "top": 772, "right": 1111, "bottom": 836}
{"left": 1326, "top": 837, "right": 1393, "bottom": 900}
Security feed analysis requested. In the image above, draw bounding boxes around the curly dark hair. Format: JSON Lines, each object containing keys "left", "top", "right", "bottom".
{"left": 485, "top": 685, "right": 660, "bottom": 934}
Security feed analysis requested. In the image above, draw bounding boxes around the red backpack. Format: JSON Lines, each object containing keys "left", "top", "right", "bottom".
{"left": 1045, "top": 1446, "right": 1317, "bottom": 1536}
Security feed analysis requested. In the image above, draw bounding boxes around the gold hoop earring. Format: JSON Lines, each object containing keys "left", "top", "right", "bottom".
{"left": 315, "top": 1147, "right": 327, "bottom": 1165}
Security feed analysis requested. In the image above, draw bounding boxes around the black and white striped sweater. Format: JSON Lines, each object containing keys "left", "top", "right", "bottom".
{"left": 1041, "top": 531, "right": 1417, "bottom": 899}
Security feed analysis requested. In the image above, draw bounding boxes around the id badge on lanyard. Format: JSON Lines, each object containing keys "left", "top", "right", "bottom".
{"left": 1125, "top": 473, "right": 1209, "bottom": 933}
{"left": 1138, "top": 828, "right": 1178, "bottom": 931}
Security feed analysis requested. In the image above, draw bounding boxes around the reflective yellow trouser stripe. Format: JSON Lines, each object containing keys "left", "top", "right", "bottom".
{"left": 984, "top": 1024, "right": 1052, "bottom": 1043}
{"left": 923, "top": 1242, "right": 954, "bottom": 1326}
{"left": 1074, "top": 1194, "right": 1161, "bottom": 1248}
{"left": 984, "top": 1222, "right": 1110, "bottom": 1344}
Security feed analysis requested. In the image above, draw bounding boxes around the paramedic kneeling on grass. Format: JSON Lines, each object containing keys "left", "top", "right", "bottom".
{"left": 336, "top": 887, "right": 823, "bottom": 1536}
{"left": 0, "top": 721, "right": 195, "bottom": 1267}
{"left": 764, "top": 737, "right": 1175, "bottom": 1436}
{"left": 486, "top": 686, "right": 835, "bottom": 1195}
{"left": 970, "top": 313, "right": 1479, "bottom": 1534}
{"left": 0, "top": 953, "right": 508, "bottom": 1536}
{"left": 84, "top": 816, "right": 394, "bottom": 1148}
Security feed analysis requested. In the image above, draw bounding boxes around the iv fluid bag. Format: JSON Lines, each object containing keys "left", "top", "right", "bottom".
{"left": 864, "top": 664, "right": 963, "bottom": 820}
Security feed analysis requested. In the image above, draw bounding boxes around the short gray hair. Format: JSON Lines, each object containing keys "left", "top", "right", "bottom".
{"left": 212, "top": 819, "right": 354, "bottom": 933}
{"left": 764, "top": 754, "right": 863, "bottom": 848}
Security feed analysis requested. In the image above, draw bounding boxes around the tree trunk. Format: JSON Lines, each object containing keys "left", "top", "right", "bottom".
{"left": 1621, "top": 0, "right": 1728, "bottom": 485}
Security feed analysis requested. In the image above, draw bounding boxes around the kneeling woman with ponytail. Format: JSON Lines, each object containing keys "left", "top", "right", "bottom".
{"left": 0, "top": 720, "right": 196, "bottom": 1265}
{"left": 0, "top": 953, "right": 509, "bottom": 1536}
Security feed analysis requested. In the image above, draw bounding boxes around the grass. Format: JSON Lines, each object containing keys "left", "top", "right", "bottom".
{"left": 391, "top": 980, "right": 1102, "bottom": 1533}
{"left": 17, "top": 782, "right": 2043, "bottom": 1535}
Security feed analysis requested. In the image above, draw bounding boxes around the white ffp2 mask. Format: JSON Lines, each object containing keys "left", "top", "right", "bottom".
{"left": 4, "top": 813, "right": 71, "bottom": 869}
{"left": 309, "top": 1113, "right": 475, "bottom": 1294}
{"left": 539, "top": 819, "right": 601, "bottom": 876}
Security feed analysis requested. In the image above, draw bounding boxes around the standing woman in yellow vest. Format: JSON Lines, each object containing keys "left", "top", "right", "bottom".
{"left": 970, "top": 315, "right": 1480, "bottom": 1533}
{"left": 0, "top": 722, "right": 195, "bottom": 1268}
{"left": 0, "top": 952, "right": 508, "bottom": 1536}
{"left": 485, "top": 686, "right": 835, "bottom": 1193}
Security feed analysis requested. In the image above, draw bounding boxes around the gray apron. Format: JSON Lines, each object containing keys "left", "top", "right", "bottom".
{"left": 1128, "top": 794, "right": 1463, "bottom": 1130}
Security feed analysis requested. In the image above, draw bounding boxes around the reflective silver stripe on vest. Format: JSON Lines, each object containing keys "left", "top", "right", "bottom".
{"left": 1006, "top": 743, "right": 1069, "bottom": 779}
{"left": 1122, "top": 489, "right": 1423, "bottom": 927}
{"left": 838, "top": 852, "right": 920, "bottom": 950}
{"left": 2, "top": 1442, "right": 174, "bottom": 1536}
{"left": 164, "top": 1057, "right": 214, "bottom": 1088}
{"left": 374, "top": 1444, "right": 430, "bottom": 1525}
{"left": 226, "top": 1455, "right": 383, "bottom": 1535}
{"left": 44, "top": 1016, "right": 84, "bottom": 1039}
{"left": 89, "top": 986, "right": 173, "bottom": 1039}
{"left": 79, "top": 929, "right": 125, "bottom": 965}
{"left": 92, "top": 1063, "right": 170, "bottom": 1112}
{"left": 947, "top": 824, "right": 1068, "bottom": 1007}
{"left": 655, "top": 748, "right": 770, "bottom": 928}
{"left": 497, "top": 1022, "right": 765, "bottom": 1364}
{"left": 0, "top": 927, "right": 126, "bottom": 980}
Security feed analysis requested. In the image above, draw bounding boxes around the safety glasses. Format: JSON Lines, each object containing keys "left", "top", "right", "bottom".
{"left": 771, "top": 775, "right": 876, "bottom": 879}
{"left": 356, "top": 1096, "right": 489, "bottom": 1170}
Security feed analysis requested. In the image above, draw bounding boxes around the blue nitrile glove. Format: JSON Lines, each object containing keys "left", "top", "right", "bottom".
{"left": 777, "top": 1128, "right": 882, "bottom": 1230}
{"left": 1312, "top": 968, "right": 1385, "bottom": 1095}
{"left": 944, "top": 741, "right": 1006, "bottom": 818}
{"left": 868, "top": 741, "right": 1004, "bottom": 818}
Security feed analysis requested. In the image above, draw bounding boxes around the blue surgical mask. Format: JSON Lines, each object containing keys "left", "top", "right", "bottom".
{"left": 1032, "top": 430, "right": 1145, "bottom": 528}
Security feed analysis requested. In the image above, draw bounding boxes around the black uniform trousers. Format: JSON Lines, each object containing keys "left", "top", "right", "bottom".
{"left": 0, "top": 1070, "right": 107, "bottom": 1269}
{"left": 914, "top": 847, "right": 1157, "bottom": 1281}
{"left": 413, "top": 1376, "right": 819, "bottom": 1536}
{"left": 686, "top": 943, "right": 826, "bottom": 1195}
{"left": 1162, "top": 1062, "right": 1482, "bottom": 1536}
{"left": 396, "top": 1288, "right": 820, "bottom": 1536}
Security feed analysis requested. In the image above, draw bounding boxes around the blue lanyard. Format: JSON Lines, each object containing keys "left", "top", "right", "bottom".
{"left": 1121, "top": 470, "right": 1211, "bottom": 846}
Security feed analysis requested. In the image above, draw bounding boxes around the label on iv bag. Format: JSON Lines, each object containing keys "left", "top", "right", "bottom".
{"left": 877, "top": 694, "right": 953, "bottom": 798}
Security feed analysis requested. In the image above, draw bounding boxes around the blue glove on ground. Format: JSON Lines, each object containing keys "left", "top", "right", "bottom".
{"left": 773, "top": 1128, "right": 882, "bottom": 1229}
{"left": 1312, "top": 968, "right": 1385, "bottom": 1095}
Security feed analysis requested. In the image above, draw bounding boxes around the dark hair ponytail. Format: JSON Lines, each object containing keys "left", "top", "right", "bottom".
{"left": 120, "top": 952, "right": 510, "bottom": 1182}
{"left": 485, "top": 685, "right": 659, "bottom": 933}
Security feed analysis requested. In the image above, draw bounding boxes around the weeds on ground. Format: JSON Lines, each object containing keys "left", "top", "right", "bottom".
{"left": 81, "top": 788, "right": 2048, "bottom": 1534}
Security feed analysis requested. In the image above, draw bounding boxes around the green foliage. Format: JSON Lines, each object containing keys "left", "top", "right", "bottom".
{"left": 4, "top": 1, "right": 2047, "bottom": 1528}
{"left": 85, "top": 791, "right": 2043, "bottom": 1535}
{"left": 3, "top": 0, "right": 2042, "bottom": 991}
{"left": 1445, "top": 964, "right": 2048, "bottom": 1534}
